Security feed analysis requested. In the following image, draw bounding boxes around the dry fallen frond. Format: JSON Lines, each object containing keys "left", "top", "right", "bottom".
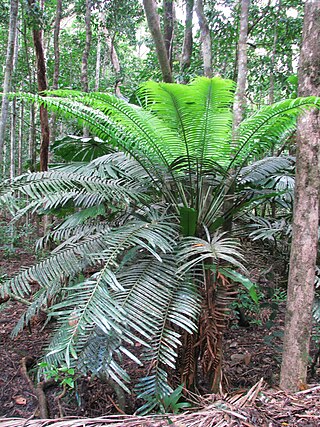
{"left": 1, "top": 380, "right": 320, "bottom": 427}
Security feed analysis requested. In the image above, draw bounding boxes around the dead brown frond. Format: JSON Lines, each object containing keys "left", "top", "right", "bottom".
{"left": 2, "top": 380, "right": 320, "bottom": 427}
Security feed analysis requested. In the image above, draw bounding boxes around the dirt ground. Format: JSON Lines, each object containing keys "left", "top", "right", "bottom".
{"left": 0, "top": 236, "right": 319, "bottom": 421}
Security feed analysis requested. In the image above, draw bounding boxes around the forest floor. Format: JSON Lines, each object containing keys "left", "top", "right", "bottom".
{"left": 0, "top": 225, "right": 320, "bottom": 425}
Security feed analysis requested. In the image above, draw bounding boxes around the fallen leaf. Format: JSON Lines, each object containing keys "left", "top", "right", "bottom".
{"left": 14, "top": 396, "right": 27, "bottom": 405}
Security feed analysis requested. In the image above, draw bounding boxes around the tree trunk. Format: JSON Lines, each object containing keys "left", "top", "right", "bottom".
{"left": 95, "top": 28, "right": 102, "bottom": 91}
{"left": 280, "top": 0, "right": 320, "bottom": 392}
{"left": 163, "top": 0, "right": 174, "bottom": 70}
{"left": 81, "top": 0, "right": 92, "bottom": 93}
{"left": 107, "top": 35, "right": 123, "bottom": 98}
{"left": 180, "top": 0, "right": 194, "bottom": 80}
{"left": 29, "top": 0, "right": 50, "bottom": 172}
{"left": 233, "top": 0, "right": 250, "bottom": 131}
{"left": 81, "top": 0, "right": 92, "bottom": 137}
{"left": 28, "top": 104, "right": 36, "bottom": 171}
{"left": 53, "top": 0, "right": 62, "bottom": 90}
{"left": 195, "top": 0, "right": 212, "bottom": 78}
{"left": 10, "top": 99, "right": 16, "bottom": 180}
{"left": 50, "top": 0, "right": 62, "bottom": 145}
{"left": 18, "top": 100, "right": 24, "bottom": 176}
{"left": 0, "top": 0, "right": 19, "bottom": 167}
{"left": 269, "top": 0, "right": 282, "bottom": 105}
{"left": 142, "top": 0, "right": 173, "bottom": 83}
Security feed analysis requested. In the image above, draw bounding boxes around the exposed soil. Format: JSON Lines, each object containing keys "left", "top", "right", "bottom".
{"left": 0, "top": 232, "right": 319, "bottom": 423}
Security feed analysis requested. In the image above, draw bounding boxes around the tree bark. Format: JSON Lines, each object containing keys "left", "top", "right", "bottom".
{"left": 81, "top": 0, "right": 92, "bottom": 93}
{"left": 233, "top": 0, "right": 250, "bottom": 131}
{"left": 28, "top": 0, "right": 50, "bottom": 172}
{"left": 269, "top": 0, "right": 282, "bottom": 105}
{"left": 53, "top": 0, "right": 62, "bottom": 90}
{"left": 18, "top": 100, "right": 24, "bottom": 176}
{"left": 106, "top": 35, "right": 123, "bottom": 98}
{"left": 163, "top": 0, "right": 174, "bottom": 70}
{"left": 50, "top": 0, "right": 62, "bottom": 145}
{"left": 280, "top": 0, "right": 320, "bottom": 392}
{"left": 10, "top": 98, "right": 16, "bottom": 180}
{"left": 0, "top": 0, "right": 19, "bottom": 167}
{"left": 95, "top": 28, "right": 102, "bottom": 91}
{"left": 142, "top": 0, "right": 173, "bottom": 83}
{"left": 81, "top": 0, "right": 92, "bottom": 137}
{"left": 180, "top": 0, "right": 194, "bottom": 80}
{"left": 29, "top": 104, "right": 37, "bottom": 171}
{"left": 195, "top": 0, "right": 212, "bottom": 78}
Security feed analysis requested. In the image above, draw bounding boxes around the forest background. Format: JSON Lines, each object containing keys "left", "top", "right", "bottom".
{"left": 0, "top": 0, "right": 304, "bottom": 178}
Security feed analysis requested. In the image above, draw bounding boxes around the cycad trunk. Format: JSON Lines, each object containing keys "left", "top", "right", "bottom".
{"left": 201, "top": 268, "right": 237, "bottom": 392}
{"left": 280, "top": 0, "right": 320, "bottom": 392}
{"left": 181, "top": 265, "right": 237, "bottom": 392}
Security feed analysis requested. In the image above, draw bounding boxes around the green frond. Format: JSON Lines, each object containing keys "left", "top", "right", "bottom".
{"left": 1, "top": 230, "right": 110, "bottom": 298}
{"left": 138, "top": 77, "right": 235, "bottom": 166}
{"left": 13, "top": 91, "right": 186, "bottom": 205}
{"left": 234, "top": 96, "right": 320, "bottom": 166}
{"left": 313, "top": 297, "right": 320, "bottom": 323}
{"left": 36, "top": 217, "right": 109, "bottom": 250}
{"left": 177, "top": 231, "right": 245, "bottom": 274}
{"left": 91, "top": 218, "right": 179, "bottom": 266}
{"left": 189, "top": 77, "right": 234, "bottom": 166}
{"left": 52, "top": 134, "right": 113, "bottom": 162}
{"left": 11, "top": 288, "right": 47, "bottom": 337}
{"left": 125, "top": 256, "right": 199, "bottom": 413}
{"left": 2, "top": 168, "right": 150, "bottom": 224}
{"left": 78, "top": 328, "right": 133, "bottom": 392}
{"left": 238, "top": 156, "right": 294, "bottom": 184}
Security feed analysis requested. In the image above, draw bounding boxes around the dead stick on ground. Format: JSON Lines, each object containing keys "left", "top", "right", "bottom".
{"left": 55, "top": 385, "right": 67, "bottom": 418}
{"left": 296, "top": 384, "right": 320, "bottom": 395}
{"left": 107, "top": 395, "right": 126, "bottom": 415}
{"left": 20, "top": 356, "right": 49, "bottom": 418}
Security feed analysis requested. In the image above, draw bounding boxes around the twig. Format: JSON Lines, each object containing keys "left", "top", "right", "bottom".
{"left": 296, "top": 384, "right": 320, "bottom": 395}
{"left": 55, "top": 384, "right": 67, "bottom": 418}
{"left": 20, "top": 356, "right": 50, "bottom": 419}
{"left": 107, "top": 395, "right": 126, "bottom": 415}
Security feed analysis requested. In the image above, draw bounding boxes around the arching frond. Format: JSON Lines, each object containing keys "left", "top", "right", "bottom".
{"left": 15, "top": 92, "right": 179, "bottom": 187}
{"left": 118, "top": 256, "right": 199, "bottom": 413}
{"left": 238, "top": 156, "right": 294, "bottom": 185}
{"left": 138, "top": 77, "right": 235, "bottom": 166}
{"left": 234, "top": 96, "right": 320, "bottom": 166}
{"left": 1, "top": 230, "right": 109, "bottom": 298}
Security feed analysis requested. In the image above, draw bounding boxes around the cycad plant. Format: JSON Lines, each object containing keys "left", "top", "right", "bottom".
{"left": 1, "top": 77, "right": 319, "bottom": 411}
